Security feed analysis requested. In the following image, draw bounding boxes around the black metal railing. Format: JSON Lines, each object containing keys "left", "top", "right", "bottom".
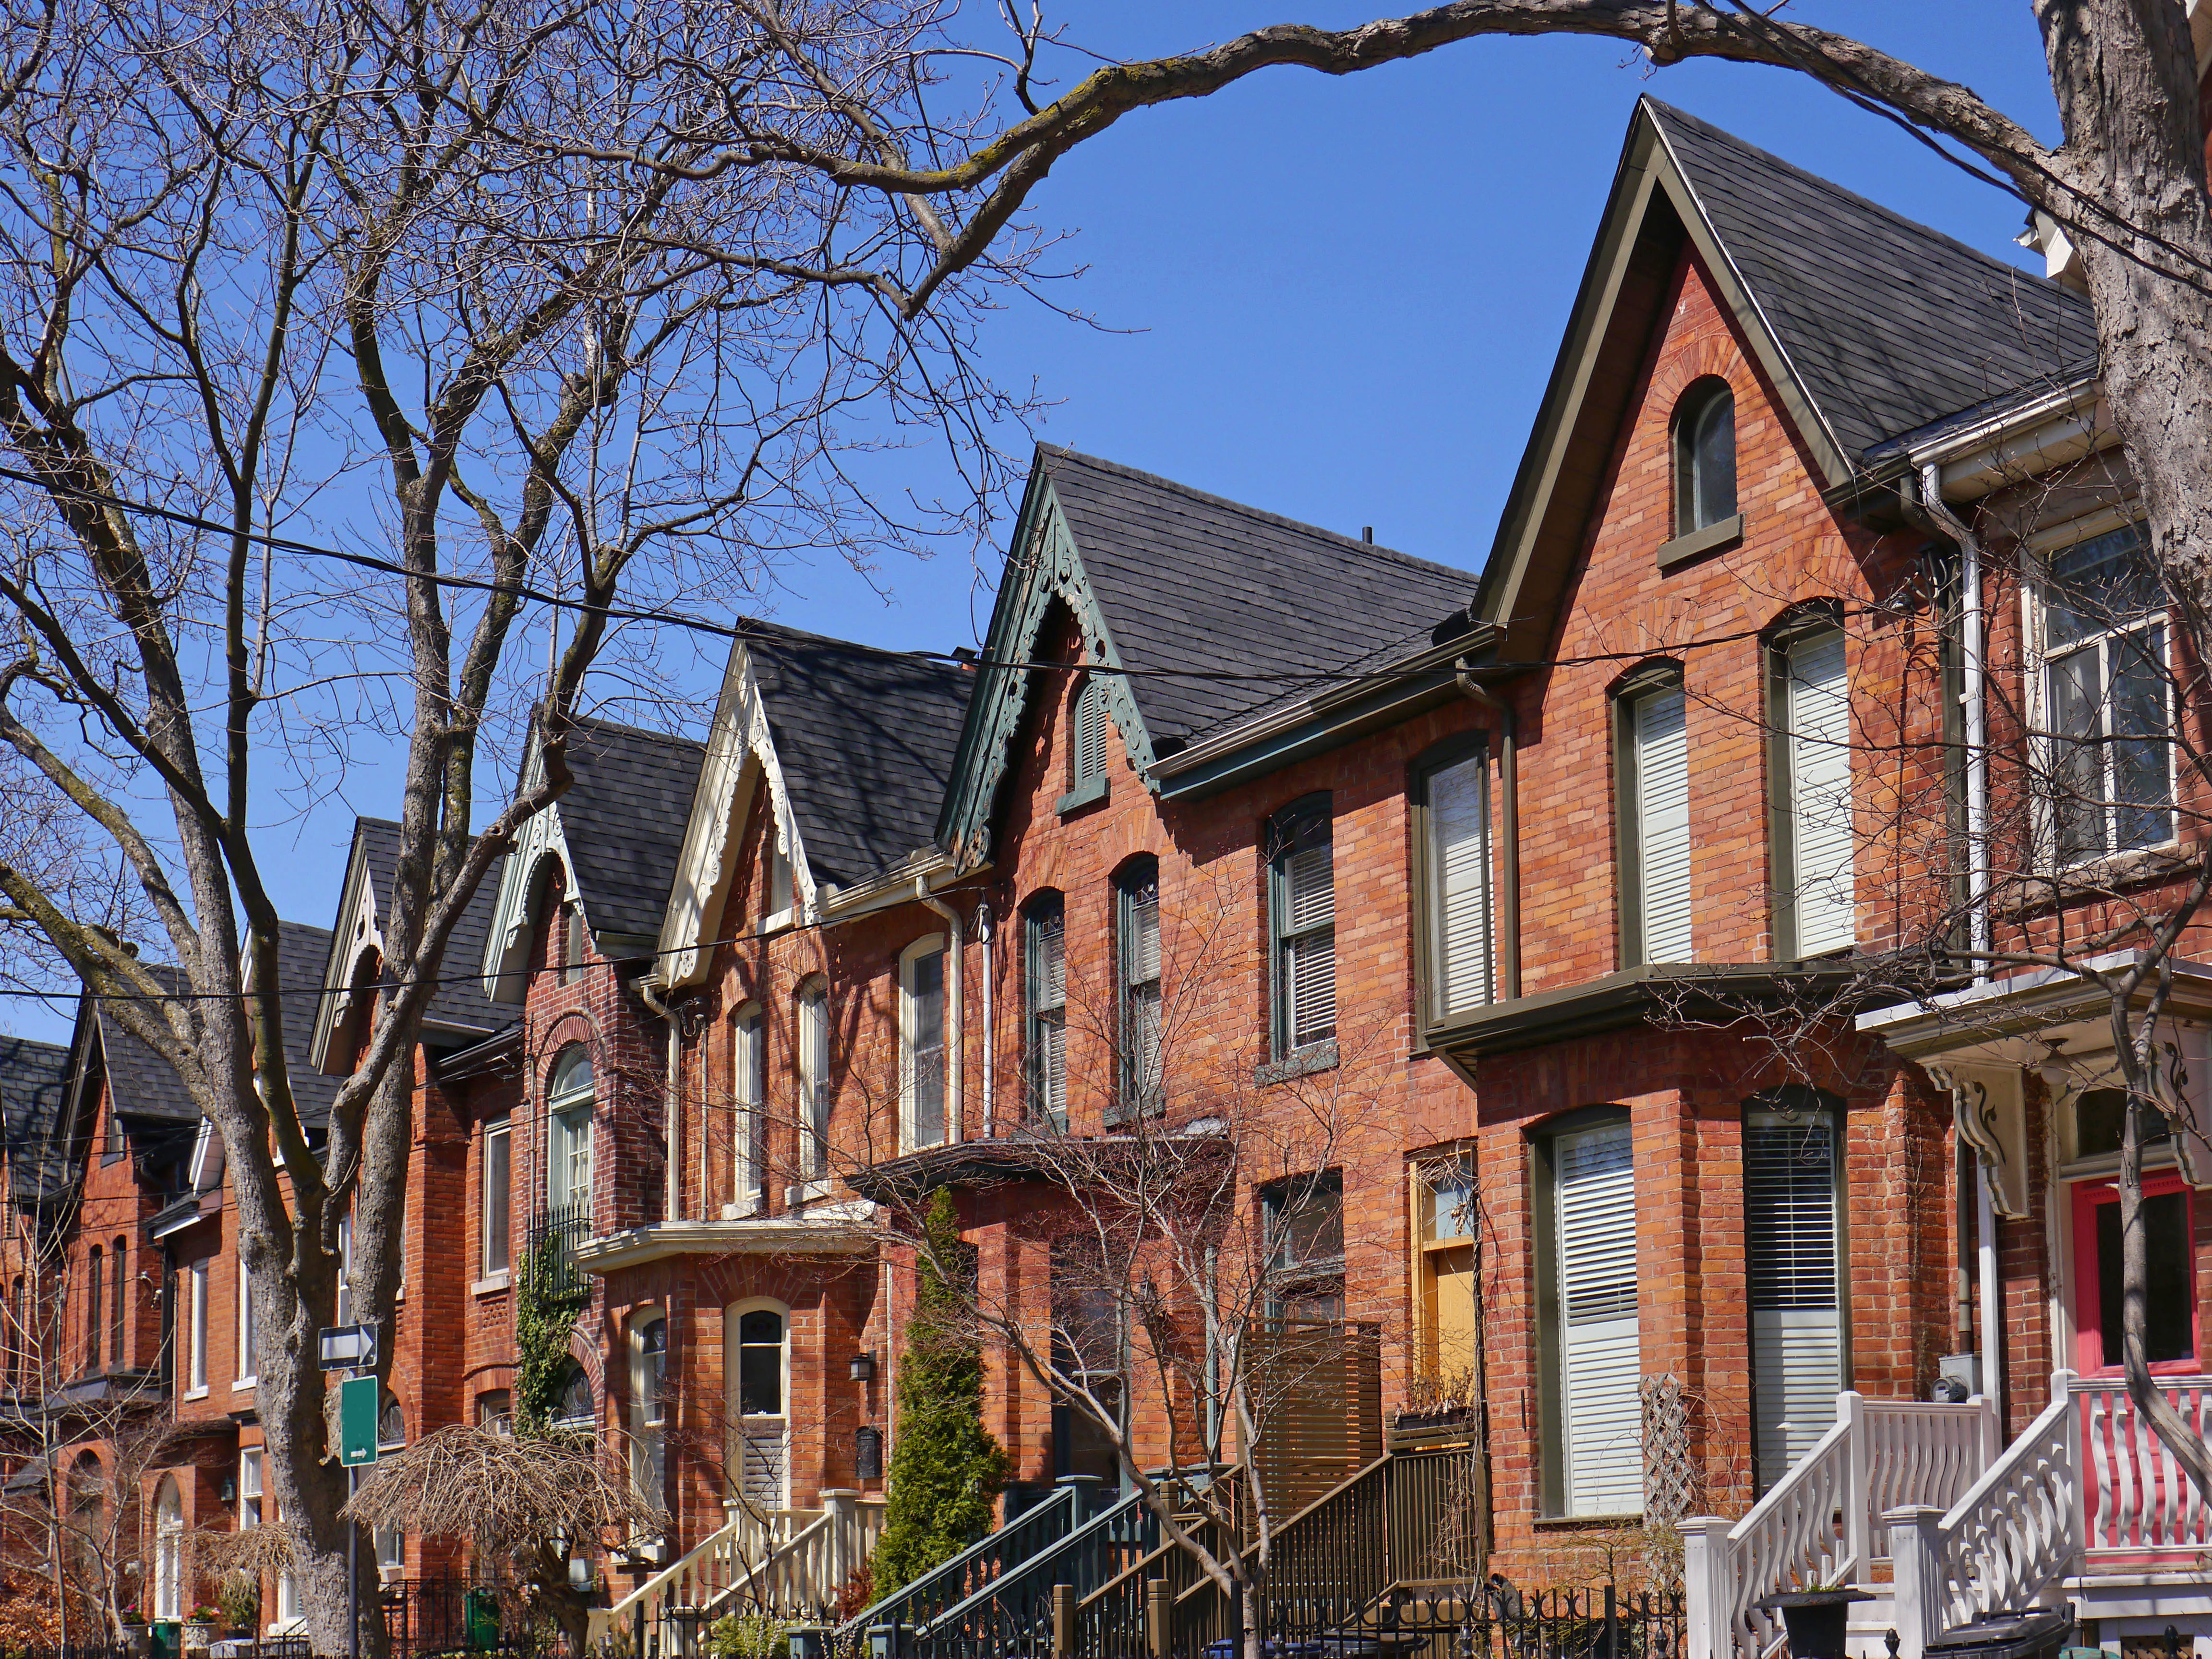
{"left": 900, "top": 1483, "right": 1155, "bottom": 1659}
{"left": 378, "top": 1574, "right": 537, "bottom": 1659}
{"left": 520, "top": 1202, "right": 591, "bottom": 1305}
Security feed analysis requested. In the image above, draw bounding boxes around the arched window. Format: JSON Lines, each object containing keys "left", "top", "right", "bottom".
{"left": 109, "top": 1237, "right": 127, "bottom": 1372}
{"left": 1023, "top": 892, "right": 1067, "bottom": 1130}
{"left": 7, "top": 1275, "right": 21, "bottom": 1392}
{"left": 553, "top": 1364, "right": 594, "bottom": 1434}
{"left": 153, "top": 1473, "right": 184, "bottom": 1618}
{"left": 726, "top": 1303, "right": 788, "bottom": 1507}
{"left": 731, "top": 1005, "right": 765, "bottom": 1214}
{"left": 796, "top": 982, "right": 830, "bottom": 1178}
{"left": 547, "top": 1046, "right": 593, "bottom": 1218}
{"left": 1070, "top": 679, "right": 1109, "bottom": 792}
{"left": 629, "top": 1311, "right": 668, "bottom": 1510}
{"left": 377, "top": 1391, "right": 406, "bottom": 1452}
{"left": 84, "top": 1249, "right": 102, "bottom": 1373}
{"left": 1113, "top": 858, "right": 1162, "bottom": 1123}
{"left": 1674, "top": 379, "right": 1736, "bottom": 535}
{"left": 901, "top": 935, "right": 949, "bottom": 1153}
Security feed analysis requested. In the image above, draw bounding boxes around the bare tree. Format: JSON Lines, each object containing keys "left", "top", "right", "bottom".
{"left": 0, "top": 0, "right": 1049, "bottom": 1649}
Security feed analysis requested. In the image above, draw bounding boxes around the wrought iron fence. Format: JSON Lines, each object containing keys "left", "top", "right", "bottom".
{"left": 378, "top": 1574, "right": 543, "bottom": 1659}
{"left": 521, "top": 1204, "right": 592, "bottom": 1306}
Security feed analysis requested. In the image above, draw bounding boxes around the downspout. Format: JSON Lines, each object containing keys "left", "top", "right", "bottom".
{"left": 916, "top": 879, "right": 964, "bottom": 1144}
{"left": 975, "top": 901, "right": 996, "bottom": 1138}
{"left": 1903, "top": 466, "right": 2003, "bottom": 1416}
{"left": 1454, "top": 669, "right": 1522, "bottom": 1001}
{"left": 636, "top": 978, "right": 682, "bottom": 1222}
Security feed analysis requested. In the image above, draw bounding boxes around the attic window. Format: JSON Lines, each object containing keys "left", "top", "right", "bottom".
{"left": 1674, "top": 378, "right": 1736, "bottom": 535}
{"left": 765, "top": 831, "right": 793, "bottom": 919}
{"left": 560, "top": 904, "right": 586, "bottom": 986}
{"left": 1072, "top": 679, "right": 1108, "bottom": 787}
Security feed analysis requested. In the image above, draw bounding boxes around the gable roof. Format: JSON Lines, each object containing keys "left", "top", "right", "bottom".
{"left": 742, "top": 623, "right": 974, "bottom": 890}
{"left": 1038, "top": 447, "right": 1478, "bottom": 749}
{"left": 1647, "top": 102, "right": 2097, "bottom": 466}
{"left": 311, "top": 818, "right": 513, "bottom": 1066}
{"left": 0, "top": 1036, "right": 72, "bottom": 1203}
{"left": 561, "top": 717, "right": 708, "bottom": 948}
{"left": 939, "top": 446, "right": 1480, "bottom": 856}
{"left": 1476, "top": 97, "right": 2098, "bottom": 658}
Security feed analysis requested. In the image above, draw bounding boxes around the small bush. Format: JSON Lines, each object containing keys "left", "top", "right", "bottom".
{"left": 704, "top": 1613, "right": 791, "bottom": 1659}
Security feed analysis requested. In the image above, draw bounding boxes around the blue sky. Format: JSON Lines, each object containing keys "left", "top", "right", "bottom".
{"left": 7, "top": 5, "right": 2068, "bottom": 1042}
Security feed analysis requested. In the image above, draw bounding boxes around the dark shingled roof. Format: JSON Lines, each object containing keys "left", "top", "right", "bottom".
{"left": 1037, "top": 447, "right": 1478, "bottom": 747}
{"left": 349, "top": 818, "right": 513, "bottom": 1041}
{"left": 741, "top": 623, "right": 975, "bottom": 889}
{"left": 96, "top": 963, "right": 195, "bottom": 1125}
{"left": 1647, "top": 101, "right": 2099, "bottom": 462}
{"left": 562, "top": 716, "right": 708, "bottom": 945}
{"left": 0, "top": 1036, "right": 71, "bottom": 1202}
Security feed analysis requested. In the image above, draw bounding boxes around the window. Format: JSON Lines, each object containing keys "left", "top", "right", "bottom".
{"left": 106, "top": 1102, "right": 122, "bottom": 1159}
{"left": 1619, "top": 674, "right": 1691, "bottom": 965}
{"left": 1420, "top": 745, "right": 1492, "bottom": 1022}
{"left": 2070, "top": 1086, "right": 2173, "bottom": 1162}
{"left": 1070, "top": 679, "right": 1109, "bottom": 796}
{"left": 1674, "top": 379, "right": 1736, "bottom": 534}
{"left": 84, "top": 1249, "right": 101, "bottom": 1373}
{"left": 187, "top": 1259, "right": 208, "bottom": 1395}
{"left": 797, "top": 983, "right": 830, "bottom": 1178}
{"left": 1774, "top": 627, "right": 1853, "bottom": 958}
{"left": 378, "top": 1391, "right": 406, "bottom": 1451}
{"left": 553, "top": 1364, "right": 594, "bottom": 1433}
{"left": 1416, "top": 1156, "right": 1478, "bottom": 1383}
{"left": 901, "top": 937, "right": 949, "bottom": 1152}
{"left": 2038, "top": 521, "right": 2173, "bottom": 865}
{"left": 1536, "top": 1115, "right": 1640, "bottom": 1517}
{"left": 336, "top": 1210, "right": 353, "bottom": 1326}
{"left": 8, "top": 1275, "right": 21, "bottom": 1392}
{"left": 1114, "top": 860, "right": 1162, "bottom": 1122}
{"left": 1743, "top": 1095, "right": 1843, "bottom": 1491}
{"left": 731, "top": 1007, "right": 765, "bottom": 1214}
{"left": 237, "top": 1262, "right": 255, "bottom": 1384}
{"left": 1024, "top": 894, "right": 1068, "bottom": 1131}
{"left": 560, "top": 902, "right": 587, "bottom": 986}
{"left": 1262, "top": 1171, "right": 1345, "bottom": 1320}
{"left": 239, "top": 1448, "right": 263, "bottom": 1529}
{"left": 481, "top": 1117, "right": 511, "bottom": 1276}
{"left": 765, "top": 830, "right": 793, "bottom": 921}
{"left": 1269, "top": 799, "right": 1336, "bottom": 1057}
{"left": 476, "top": 1390, "right": 514, "bottom": 1434}
{"left": 548, "top": 1046, "right": 594, "bottom": 1218}
{"left": 1050, "top": 1238, "right": 1125, "bottom": 1486}
{"left": 728, "top": 1304, "right": 789, "bottom": 1508}
{"left": 630, "top": 1312, "right": 668, "bottom": 1510}
{"left": 109, "top": 1238, "right": 126, "bottom": 1372}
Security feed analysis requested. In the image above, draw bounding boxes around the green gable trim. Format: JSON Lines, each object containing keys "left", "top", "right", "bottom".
{"left": 937, "top": 472, "right": 1155, "bottom": 866}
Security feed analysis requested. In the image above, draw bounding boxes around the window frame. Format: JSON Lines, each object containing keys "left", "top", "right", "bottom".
{"left": 1260, "top": 1168, "right": 1346, "bottom": 1320}
{"left": 1614, "top": 665, "right": 1690, "bottom": 969}
{"left": 1267, "top": 795, "right": 1337, "bottom": 1060}
{"left": 1413, "top": 736, "right": 1493, "bottom": 1027}
{"left": 796, "top": 980, "right": 830, "bottom": 1179}
{"left": 729, "top": 1004, "right": 765, "bottom": 1216}
{"left": 1673, "top": 378, "right": 1737, "bottom": 536}
{"left": 1023, "top": 892, "right": 1068, "bottom": 1131}
{"left": 185, "top": 1258, "right": 209, "bottom": 1398}
{"left": 1741, "top": 1088, "right": 1850, "bottom": 1493}
{"left": 547, "top": 1045, "right": 594, "bottom": 1219}
{"left": 1765, "top": 617, "right": 1854, "bottom": 962}
{"left": 84, "top": 1248, "right": 101, "bottom": 1374}
{"left": 2026, "top": 518, "right": 2177, "bottom": 870}
{"left": 629, "top": 1309, "right": 669, "bottom": 1511}
{"left": 236, "top": 1259, "right": 256, "bottom": 1388}
{"left": 481, "top": 1116, "right": 512, "bottom": 1279}
{"left": 1112, "top": 858, "right": 1163, "bottom": 1125}
{"left": 899, "top": 934, "right": 951, "bottom": 1153}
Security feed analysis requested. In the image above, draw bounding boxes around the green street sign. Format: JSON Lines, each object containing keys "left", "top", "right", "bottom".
{"left": 338, "top": 1373, "right": 380, "bottom": 1467}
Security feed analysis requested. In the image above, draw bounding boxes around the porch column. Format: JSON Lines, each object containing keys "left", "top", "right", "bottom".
{"left": 1885, "top": 1505, "right": 1946, "bottom": 1659}
{"left": 1679, "top": 1515, "right": 1734, "bottom": 1659}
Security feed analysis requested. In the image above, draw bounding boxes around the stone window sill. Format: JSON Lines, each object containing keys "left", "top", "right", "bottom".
{"left": 1656, "top": 512, "right": 1743, "bottom": 571}
{"left": 232, "top": 1378, "right": 256, "bottom": 1393}
{"left": 1255, "top": 1040, "right": 1338, "bottom": 1086}
{"left": 183, "top": 1387, "right": 209, "bottom": 1403}
{"left": 757, "top": 906, "right": 797, "bottom": 938}
{"left": 472, "top": 1272, "right": 510, "bottom": 1297}
{"left": 784, "top": 1177, "right": 832, "bottom": 1208}
{"left": 1055, "top": 775, "right": 1108, "bottom": 817}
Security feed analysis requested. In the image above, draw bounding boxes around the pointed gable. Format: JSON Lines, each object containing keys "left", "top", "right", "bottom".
{"left": 1478, "top": 96, "right": 2098, "bottom": 659}
{"left": 484, "top": 714, "right": 707, "bottom": 999}
{"left": 655, "top": 623, "right": 975, "bottom": 987}
{"left": 940, "top": 446, "right": 1477, "bottom": 859}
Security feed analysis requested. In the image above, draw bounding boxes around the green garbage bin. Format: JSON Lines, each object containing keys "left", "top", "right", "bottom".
{"left": 152, "top": 1619, "right": 181, "bottom": 1659}
{"left": 464, "top": 1587, "right": 501, "bottom": 1648}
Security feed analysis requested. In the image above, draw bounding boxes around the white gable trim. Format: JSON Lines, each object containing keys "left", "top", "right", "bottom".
{"left": 653, "top": 638, "right": 818, "bottom": 990}
{"left": 482, "top": 735, "right": 583, "bottom": 1003}
{"left": 308, "top": 837, "right": 387, "bottom": 1072}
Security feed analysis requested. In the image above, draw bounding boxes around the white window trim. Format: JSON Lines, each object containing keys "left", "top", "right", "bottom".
{"left": 481, "top": 1115, "right": 512, "bottom": 1279}
{"left": 2021, "top": 521, "right": 2179, "bottom": 873}
{"left": 899, "top": 933, "right": 951, "bottom": 1154}
{"left": 724, "top": 1004, "right": 764, "bottom": 1219}
{"left": 185, "top": 1260, "right": 208, "bottom": 1398}
{"left": 548, "top": 1052, "right": 595, "bottom": 1217}
{"left": 234, "top": 1266, "right": 256, "bottom": 1391}
{"left": 725, "top": 1296, "right": 792, "bottom": 1509}
{"left": 796, "top": 982, "right": 829, "bottom": 1178}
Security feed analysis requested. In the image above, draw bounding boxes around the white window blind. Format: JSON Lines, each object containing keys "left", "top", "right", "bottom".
{"left": 1429, "top": 753, "right": 1492, "bottom": 1016}
{"left": 1633, "top": 686, "right": 1692, "bottom": 962}
{"left": 799, "top": 988, "right": 829, "bottom": 1174}
{"left": 1786, "top": 631, "right": 1854, "bottom": 956}
{"left": 904, "top": 944, "right": 948, "bottom": 1150}
{"left": 1276, "top": 811, "right": 1337, "bottom": 1051}
{"left": 1118, "top": 871, "right": 1162, "bottom": 1119}
{"left": 1555, "top": 1122, "right": 1641, "bottom": 1516}
{"left": 1744, "top": 1114, "right": 1842, "bottom": 1487}
{"left": 733, "top": 1010, "right": 764, "bottom": 1211}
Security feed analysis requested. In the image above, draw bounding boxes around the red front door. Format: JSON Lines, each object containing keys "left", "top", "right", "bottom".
{"left": 2070, "top": 1170, "right": 2200, "bottom": 1375}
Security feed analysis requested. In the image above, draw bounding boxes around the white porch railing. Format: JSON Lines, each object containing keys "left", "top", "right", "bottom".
{"left": 587, "top": 1489, "right": 887, "bottom": 1652}
{"left": 1681, "top": 1391, "right": 1995, "bottom": 1659}
{"left": 2075, "top": 1371, "right": 2212, "bottom": 1556}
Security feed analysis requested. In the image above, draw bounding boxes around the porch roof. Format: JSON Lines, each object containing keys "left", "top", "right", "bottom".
{"left": 1854, "top": 949, "right": 2212, "bottom": 1063}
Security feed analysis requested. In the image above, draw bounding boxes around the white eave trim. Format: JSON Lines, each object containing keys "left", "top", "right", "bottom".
{"left": 573, "top": 1206, "right": 874, "bottom": 1273}
{"left": 1857, "top": 949, "right": 2212, "bottom": 1057}
{"left": 1899, "top": 375, "right": 2113, "bottom": 503}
